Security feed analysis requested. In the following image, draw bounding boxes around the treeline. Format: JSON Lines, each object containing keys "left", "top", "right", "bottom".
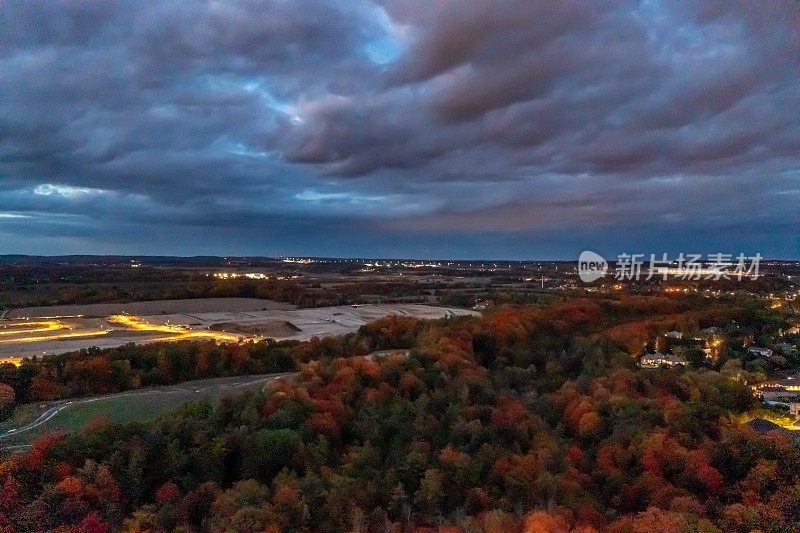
{"left": 2, "top": 276, "right": 447, "bottom": 310}
{"left": 0, "top": 327, "right": 379, "bottom": 419}
{"left": 2, "top": 278, "right": 313, "bottom": 309}
{"left": 0, "top": 338, "right": 313, "bottom": 418}
{"left": 1, "top": 298, "right": 796, "bottom": 531}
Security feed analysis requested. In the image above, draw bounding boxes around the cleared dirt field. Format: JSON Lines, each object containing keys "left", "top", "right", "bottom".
{"left": 209, "top": 320, "right": 301, "bottom": 337}
{"left": 0, "top": 301, "right": 479, "bottom": 361}
{"left": 7, "top": 297, "right": 296, "bottom": 318}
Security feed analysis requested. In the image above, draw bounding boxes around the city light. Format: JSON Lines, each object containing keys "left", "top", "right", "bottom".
{"left": 0, "top": 330, "right": 111, "bottom": 343}
{"left": 108, "top": 315, "right": 244, "bottom": 342}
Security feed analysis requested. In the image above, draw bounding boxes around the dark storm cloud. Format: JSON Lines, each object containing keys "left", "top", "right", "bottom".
{"left": 0, "top": 0, "right": 798, "bottom": 257}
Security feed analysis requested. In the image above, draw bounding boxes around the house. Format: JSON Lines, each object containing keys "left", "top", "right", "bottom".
{"left": 639, "top": 351, "right": 688, "bottom": 368}
{"left": 665, "top": 331, "right": 682, "bottom": 339}
{"left": 756, "top": 373, "right": 800, "bottom": 397}
{"left": 472, "top": 300, "right": 491, "bottom": 311}
{"left": 748, "top": 346, "right": 773, "bottom": 357}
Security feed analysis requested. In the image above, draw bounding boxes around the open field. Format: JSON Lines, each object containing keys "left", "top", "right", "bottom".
{"left": 0, "top": 301, "right": 479, "bottom": 361}
{"left": 132, "top": 303, "right": 478, "bottom": 342}
{"left": 0, "top": 373, "right": 292, "bottom": 448}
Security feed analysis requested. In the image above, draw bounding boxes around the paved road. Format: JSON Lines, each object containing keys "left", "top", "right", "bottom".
{"left": 0, "top": 372, "right": 295, "bottom": 446}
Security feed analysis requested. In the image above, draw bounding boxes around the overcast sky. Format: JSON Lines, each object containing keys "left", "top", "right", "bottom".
{"left": 1, "top": 0, "right": 798, "bottom": 259}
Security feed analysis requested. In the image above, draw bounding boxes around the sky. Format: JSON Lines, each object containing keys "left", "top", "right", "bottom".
{"left": 0, "top": 0, "right": 798, "bottom": 260}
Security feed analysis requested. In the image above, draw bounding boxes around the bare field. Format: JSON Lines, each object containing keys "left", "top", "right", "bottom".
{"left": 209, "top": 320, "right": 301, "bottom": 337}
{"left": 7, "top": 297, "right": 296, "bottom": 318}
{"left": 0, "top": 301, "right": 479, "bottom": 361}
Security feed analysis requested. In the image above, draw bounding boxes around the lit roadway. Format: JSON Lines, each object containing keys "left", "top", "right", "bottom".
{"left": 108, "top": 315, "right": 244, "bottom": 342}
{"left": 0, "top": 315, "right": 253, "bottom": 366}
{"left": 0, "top": 321, "right": 65, "bottom": 335}
{"left": 0, "top": 319, "right": 110, "bottom": 354}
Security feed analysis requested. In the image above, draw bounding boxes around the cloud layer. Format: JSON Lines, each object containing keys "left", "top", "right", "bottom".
{"left": 1, "top": 0, "right": 798, "bottom": 258}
